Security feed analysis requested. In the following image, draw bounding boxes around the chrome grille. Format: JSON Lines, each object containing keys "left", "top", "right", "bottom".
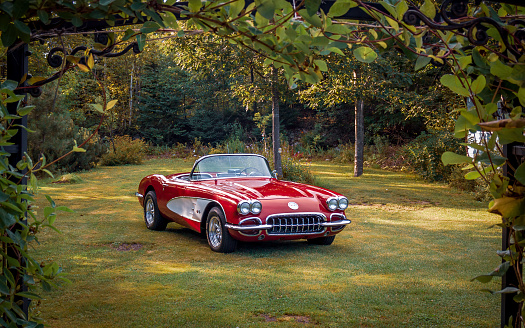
{"left": 267, "top": 214, "right": 325, "bottom": 235}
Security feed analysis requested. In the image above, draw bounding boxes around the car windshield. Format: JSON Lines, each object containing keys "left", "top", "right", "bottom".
{"left": 191, "top": 154, "right": 272, "bottom": 180}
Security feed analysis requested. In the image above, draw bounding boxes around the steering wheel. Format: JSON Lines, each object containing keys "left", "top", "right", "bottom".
{"left": 240, "top": 167, "right": 262, "bottom": 176}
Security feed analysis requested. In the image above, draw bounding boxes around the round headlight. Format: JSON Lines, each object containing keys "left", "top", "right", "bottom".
{"left": 327, "top": 197, "right": 338, "bottom": 211}
{"left": 250, "top": 201, "right": 262, "bottom": 215}
{"left": 238, "top": 201, "right": 250, "bottom": 215}
{"left": 338, "top": 197, "right": 349, "bottom": 210}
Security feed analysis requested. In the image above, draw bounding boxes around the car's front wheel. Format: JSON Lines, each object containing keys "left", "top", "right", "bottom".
{"left": 144, "top": 190, "right": 168, "bottom": 231}
{"left": 307, "top": 235, "right": 335, "bottom": 245}
{"left": 206, "top": 207, "right": 237, "bottom": 253}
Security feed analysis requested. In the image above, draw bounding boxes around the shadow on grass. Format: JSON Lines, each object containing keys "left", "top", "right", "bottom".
{"left": 163, "top": 225, "right": 348, "bottom": 256}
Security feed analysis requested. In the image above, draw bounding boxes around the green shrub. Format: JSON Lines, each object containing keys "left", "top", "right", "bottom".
{"left": 28, "top": 96, "right": 106, "bottom": 174}
{"left": 100, "top": 136, "right": 146, "bottom": 166}
{"left": 402, "top": 130, "right": 463, "bottom": 182}
{"left": 334, "top": 143, "right": 354, "bottom": 163}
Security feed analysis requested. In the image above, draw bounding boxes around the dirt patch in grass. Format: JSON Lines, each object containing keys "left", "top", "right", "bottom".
{"left": 259, "top": 313, "right": 316, "bottom": 324}
{"left": 108, "top": 242, "right": 143, "bottom": 251}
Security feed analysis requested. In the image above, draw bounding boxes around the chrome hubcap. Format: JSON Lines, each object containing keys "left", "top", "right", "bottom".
{"left": 208, "top": 215, "right": 222, "bottom": 248}
{"left": 145, "top": 198, "right": 155, "bottom": 225}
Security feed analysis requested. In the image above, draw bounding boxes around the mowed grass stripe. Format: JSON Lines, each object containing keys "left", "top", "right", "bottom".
{"left": 34, "top": 158, "right": 499, "bottom": 327}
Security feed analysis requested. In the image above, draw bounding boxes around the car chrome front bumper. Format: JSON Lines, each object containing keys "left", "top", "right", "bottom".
{"left": 225, "top": 219, "right": 351, "bottom": 231}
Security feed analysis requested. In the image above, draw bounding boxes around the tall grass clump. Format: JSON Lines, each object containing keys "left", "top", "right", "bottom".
{"left": 100, "top": 135, "right": 146, "bottom": 166}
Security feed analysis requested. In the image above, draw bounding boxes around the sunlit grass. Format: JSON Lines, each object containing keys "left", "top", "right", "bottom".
{"left": 34, "top": 158, "right": 500, "bottom": 327}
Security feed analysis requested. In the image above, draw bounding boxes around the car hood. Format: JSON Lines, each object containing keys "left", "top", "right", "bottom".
{"left": 208, "top": 178, "right": 335, "bottom": 200}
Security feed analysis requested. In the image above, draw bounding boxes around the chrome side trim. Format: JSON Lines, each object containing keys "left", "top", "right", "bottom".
{"left": 135, "top": 192, "right": 144, "bottom": 198}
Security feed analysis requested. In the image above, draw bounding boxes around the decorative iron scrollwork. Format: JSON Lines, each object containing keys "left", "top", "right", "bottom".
{"left": 402, "top": 0, "right": 524, "bottom": 58}
{"left": 33, "top": 41, "right": 141, "bottom": 97}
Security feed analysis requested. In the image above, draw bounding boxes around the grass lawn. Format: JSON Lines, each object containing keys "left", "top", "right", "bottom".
{"left": 33, "top": 158, "right": 500, "bottom": 327}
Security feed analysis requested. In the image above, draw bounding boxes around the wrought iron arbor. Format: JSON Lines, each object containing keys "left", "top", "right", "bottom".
{"left": 3, "top": 0, "right": 524, "bottom": 326}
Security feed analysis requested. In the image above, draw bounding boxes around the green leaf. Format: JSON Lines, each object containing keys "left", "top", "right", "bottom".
{"left": 0, "top": 280, "right": 9, "bottom": 295}
{"left": 72, "top": 140, "right": 86, "bottom": 153}
{"left": 256, "top": 0, "right": 275, "bottom": 20}
{"left": 71, "top": 17, "right": 83, "bottom": 27}
{"left": 517, "top": 87, "right": 525, "bottom": 107}
{"left": 305, "top": 0, "right": 321, "bottom": 16}
{"left": 228, "top": 0, "right": 245, "bottom": 17}
{"left": 458, "top": 55, "right": 472, "bottom": 70}
{"left": 420, "top": 0, "right": 435, "bottom": 18}
{"left": 395, "top": 0, "right": 408, "bottom": 20}
{"left": 56, "top": 206, "right": 74, "bottom": 213}
{"left": 1, "top": 201, "right": 23, "bottom": 213}
{"left": 353, "top": 46, "right": 377, "bottom": 63}
{"left": 45, "top": 195, "right": 56, "bottom": 208}
{"left": 314, "top": 59, "right": 328, "bottom": 72}
{"left": 122, "top": 29, "right": 136, "bottom": 42}
{"left": 15, "top": 291, "right": 42, "bottom": 300}
{"left": 441, "top": 152, "right": 472, "bottom": 166}
{"left": 489, "top": 196, "right": 525, "bottom": 218}
{"left": 298, "top": 9, "right": 322, "bottom": 28}
{"left": 489, "top": 287, "right": 520, "bottom": 295}
{"left": 328, "top": 0, "right": 356, "bottom": 17}
{"left": 454, "top": 115, "right": 478, "bottom": 138}
{"left": 30, "top": 173, "right": 37, "bottom": 192}
{"left": 471, "top": 75, "right": 486, "bottom": 95}
{"left": 440, "top": 75, "right": 470, "bottom": 97}
{"left": 490, "top": 60, "right": 513, "bottom": 80}
{"left": 136, "top": 34, "right": 146, "bottom": 52}
{"left": 90, "top": 104, "right": 104, "bottom": 113}
{"left": 13, "top": 19, "right": 30, "bottom": 35}
{"left": 160, "top": 12, "right": 179, "bottom": 30}
{"left": 37, "top": 9, "right": 49, "bottom": 24}
{"left": 106, "top": 99, "right": 118, "bottom": 110}
{"left": 140, "top": 21, "right": 160, "bottom": 34}
{"left": 497, "top": 128, "right": 525, "bottom": 145}
{"left": 385, "top": 16, "right": 399, "bottom": 32}
{"left": 188, "top": 0, "right": 202, "bottom": 12}
{"left": 471, "top": 261, "right": 510, "bottom": 283}
{"left": 16, "top": 105, "right": 34, "bottom": 116}
{"left": 1, "top": 24, "right": 17, "bottom": 48}
{"left": 414, "top": 55, "right": 431, "bottom": 71}
{"left": 1, "top": 80, "right": 18, "bottom": 91}
{"left": 515, "top": 162, "right": 525, "bottom": 186}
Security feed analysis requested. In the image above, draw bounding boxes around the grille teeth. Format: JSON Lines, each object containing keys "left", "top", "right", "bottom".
{"left": 267, "top": 214, "right": 325, "bottom": 235}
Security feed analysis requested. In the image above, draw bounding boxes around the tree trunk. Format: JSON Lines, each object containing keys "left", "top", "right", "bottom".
{"left": 129, "top": 60, "right": 134, "bottom": 128}
{"left": 271, "top": 67, "right": 283, "bottom": 177}
{"left": 354, "top": 98, "right": 364, "bottom": 177}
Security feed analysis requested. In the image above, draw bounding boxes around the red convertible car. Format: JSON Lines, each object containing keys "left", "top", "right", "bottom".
{"left": 136, "top": 154, "right": 351, "bottom": 253}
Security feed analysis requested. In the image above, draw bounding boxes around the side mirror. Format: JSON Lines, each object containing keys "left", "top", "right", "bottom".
{"left": 272, "top": 170, "right": 278, "bottom": 179}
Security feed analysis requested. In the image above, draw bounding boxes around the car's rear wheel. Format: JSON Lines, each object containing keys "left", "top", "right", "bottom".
{"left": 144, "top": 190, "right": 168, "bottom": 231}
{"left": 307, "top": 235, "right": 335, "bottom": 245}
{"left": 206, "top": 207, "right": 237, "bottom": 253}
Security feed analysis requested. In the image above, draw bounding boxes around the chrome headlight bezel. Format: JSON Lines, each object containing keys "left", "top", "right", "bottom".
{"left": 250, "top": 201, "right": 262, "bottom": 215}
{"left": 237, "top": 200, "right": 263, "bottom": 215}
{"left": 327, "top": 196, "right": 349, "bottom": 211}
{"left": 326, "top": 197, "right": 339, "bottom": 211}
{"left": 237, "top": 201, "right": 251, "bottom": 215}
{"left": 338, "top": 196, "right": 349, "bottom": 210}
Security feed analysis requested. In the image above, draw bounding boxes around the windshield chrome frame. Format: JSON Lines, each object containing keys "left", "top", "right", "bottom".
{"left": 189, "top": 153, "right": 273, "bottom": 181}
